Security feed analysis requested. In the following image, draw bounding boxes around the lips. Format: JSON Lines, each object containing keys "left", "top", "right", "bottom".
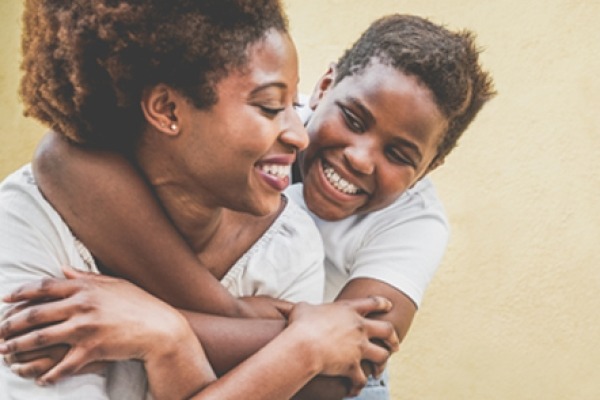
{"left": 256, "top": 160, "right": 292, "bottom": 192}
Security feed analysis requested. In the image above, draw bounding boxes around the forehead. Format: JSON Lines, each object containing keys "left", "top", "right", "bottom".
{"left": 335, "top": 62, "right": 447, "bottom": 152}
{"left": 220, "top": 29, "right": 298, "bottom": 93}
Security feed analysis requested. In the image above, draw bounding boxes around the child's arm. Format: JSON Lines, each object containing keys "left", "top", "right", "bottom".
{"left": 32, "top": 131, "right": 269, "bottom": 318}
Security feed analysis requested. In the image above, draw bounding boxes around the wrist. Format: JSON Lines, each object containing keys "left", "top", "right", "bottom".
{"left": 280, "top": 324, "right": 323, "bottom": 376}
{"left": 143, "top": 310, "right": 195, "bottom": 361}
{"left": 144, "top": 327, "right": 216, "bottom": 400}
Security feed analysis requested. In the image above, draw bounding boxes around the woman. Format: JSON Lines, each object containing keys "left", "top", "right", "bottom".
{"left": 0, "top": 0, "right": 397, "bottom": 399}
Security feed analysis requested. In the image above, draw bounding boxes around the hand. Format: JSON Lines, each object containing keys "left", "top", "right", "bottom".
{"left": 285, "top": 297, "right": 399, "bottom": 397}
{"left": 0, "top": 266, "right": 194, "bottom": 385}
{"left": 3, "top": 345, "right": 107, "bottom": 380}
{"left": 237, "top": 296, "right": 294, "bottom": 319}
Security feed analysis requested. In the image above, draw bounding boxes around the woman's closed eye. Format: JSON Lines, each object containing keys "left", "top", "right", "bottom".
{"left": 258, "top": 105, "right": 285, "bottom": 117}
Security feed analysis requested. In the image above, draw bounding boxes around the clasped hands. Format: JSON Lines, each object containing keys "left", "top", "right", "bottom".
{"left": 0, "top": 267, "right": 399, "bottom": 396}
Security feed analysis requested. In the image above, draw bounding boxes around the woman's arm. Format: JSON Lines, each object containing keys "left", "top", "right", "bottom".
{"left": 32, "top": 131, "right": 270, "bottom": 318}
{"left": 0, "top": 271, "right": 398, "bottom": 399}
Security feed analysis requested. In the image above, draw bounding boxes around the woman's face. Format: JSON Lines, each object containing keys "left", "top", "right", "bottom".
{"left": 300, "top": 62, "right": 448, "bottom": 220}
{"left": 177, "top": 29, "right": 307, "bottom": 216}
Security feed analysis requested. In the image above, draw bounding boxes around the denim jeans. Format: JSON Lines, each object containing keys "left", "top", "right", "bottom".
{"left": 345, "top": 370, "right": 389, "bottom": 400}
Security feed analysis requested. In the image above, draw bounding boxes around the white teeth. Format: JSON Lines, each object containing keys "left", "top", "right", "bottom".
{"left": 323, "top": 164, "right": 360, "bottom": 195}
{"left": 260, "top": 164, "right": 290, "bottom": 179}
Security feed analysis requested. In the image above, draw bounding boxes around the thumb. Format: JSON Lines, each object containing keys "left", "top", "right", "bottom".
{"left": 61, "top": 265, "right": 95, "bottom": 280}
{"left": 273, "top": 300, "right": 295, "bottom": 319}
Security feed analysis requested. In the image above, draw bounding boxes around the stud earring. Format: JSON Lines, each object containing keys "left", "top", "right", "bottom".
{"left": 170, "top": 123, "right": 178, "bottom": 131}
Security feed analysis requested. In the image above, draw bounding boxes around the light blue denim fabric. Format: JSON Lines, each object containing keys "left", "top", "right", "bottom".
{"left": 345, "top": 370, "right": 389, "bottom": 400}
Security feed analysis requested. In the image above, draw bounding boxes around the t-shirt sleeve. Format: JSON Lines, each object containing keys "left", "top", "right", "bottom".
{"left": 348, "top": 211, "right": 449, "bottom": 308}
{"left": 0, "top": 167, "right": 112, "bottom": 400}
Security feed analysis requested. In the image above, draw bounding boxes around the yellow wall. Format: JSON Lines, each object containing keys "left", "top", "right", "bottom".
{"left": 2, "top": 1, "right": 599, "bottom": 399}
{"left": 0, "top": 2, "right": 45, "bottom": 178}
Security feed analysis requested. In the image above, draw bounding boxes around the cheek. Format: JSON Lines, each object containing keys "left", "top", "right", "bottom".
{"left": 375, "top": 169, "right": 415, "bottom": 204}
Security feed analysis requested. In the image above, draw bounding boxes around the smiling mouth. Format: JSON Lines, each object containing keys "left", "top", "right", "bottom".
{"left": 322, "top": 161, "right": 363, "bottom": 195}
{"left": 259, "top": 164, "right": 291, "bottom": 179}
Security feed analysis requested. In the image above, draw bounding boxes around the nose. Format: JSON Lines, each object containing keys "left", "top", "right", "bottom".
{"left": 343, "top": 141, "right": 375, "bottom": 175}
{"left": 279, "top": 108, "right": 309, "bottom": 151}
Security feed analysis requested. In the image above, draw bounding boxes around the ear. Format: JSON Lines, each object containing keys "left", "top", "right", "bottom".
{"left": 308, "top": 62, "right": 337, "bottom": 110}
{"left": 141, "top": 84, "right": 182, "bottom": 136}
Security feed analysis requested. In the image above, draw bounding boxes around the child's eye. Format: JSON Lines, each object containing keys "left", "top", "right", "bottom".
{"left": 386, "top": 147, "right": 415, "bottom": 167}
{"left": 338, "top": 103, "right": 365, "bottom": 132}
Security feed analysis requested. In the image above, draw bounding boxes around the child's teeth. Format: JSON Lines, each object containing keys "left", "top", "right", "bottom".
{"left": 323, "top": 164, "right": 359, "bottom": 194}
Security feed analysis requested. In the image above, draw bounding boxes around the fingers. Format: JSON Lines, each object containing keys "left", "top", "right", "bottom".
{"left": 360, "top": 319, "right": 398, "bottom": 378}
{"left": 345, "top": 363, "right": 368, "bottom": 398}
{"left": 3, "top": 347, "right": 107, "bottom": 384}
{"left": 3, "top": 267, "right": 112, "bottom": 304}
{"left": 3, "top": 344, "right": 68, "bottom": 365}
{"left": 6, "top": 357, "right": 56, "bottom": 380}
{"left": 0, "top": 322, "right": 78, "bottom": 355}
{"left": 341, "top": 296, "right": 393, "bottom": 316}
{"left": 61, "top": 266, "right": 100, "bottom": 280}
{"left": 3, "top": 277, "right": 80, "bottom": 304}
{"left": 359, "top": 342, "right": 390, "bottom": 376}
{"left": 363, "top": 319, "right": 400, "bottom": 353}
{"left": 0, "top": 298, "right": 76, "bottom": 340}
{"left": 272, "top": 299, "right": 294, "bottom": 318}
{"left": 37, "top": 347, "right": 93, "bottom": 385}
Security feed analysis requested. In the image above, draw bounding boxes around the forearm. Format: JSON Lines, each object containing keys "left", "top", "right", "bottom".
{"left": 292, "top": 376, "right": 348, "bottom": 400}
{"left": 181, "top": 310, "right": 286, "bottom": 375}
{"left": 191, "top": 326, "right": 321, "bottom": 400}
{"left": 181, "top": 310, "right": 374, "bottom": 400}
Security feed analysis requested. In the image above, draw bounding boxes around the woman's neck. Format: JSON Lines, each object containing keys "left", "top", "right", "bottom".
{"left": 135, "top": 133, "right": 224, "bottom": 253}
{"left": 153, "top": 183, "right": 224, "bottom": 253}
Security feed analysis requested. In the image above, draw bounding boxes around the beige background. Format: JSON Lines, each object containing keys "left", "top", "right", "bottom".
{"left": 2, "top": 1, "right": 599, "bottom": 399}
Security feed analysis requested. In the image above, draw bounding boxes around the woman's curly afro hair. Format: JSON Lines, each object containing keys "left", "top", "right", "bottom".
{"left": 20, "top": 0, "right": 288, "bottom": 151}
{"left": 335, "top": 14, "right": 496, "bottom": 167}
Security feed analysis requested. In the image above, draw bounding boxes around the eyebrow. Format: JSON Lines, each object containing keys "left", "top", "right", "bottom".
{"left": 347, "top": 97, "right": 424, "bottom": 163}
{"left": 347, "top": 97, "right": 375, "bottom": 127}
{"left": 249, "top": 82, "right": 288, "bottom": 95}
{"left": 250, "top": 74, "right": 300, "bottom": 94}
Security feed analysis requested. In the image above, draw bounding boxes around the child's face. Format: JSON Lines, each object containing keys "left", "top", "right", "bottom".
{"left": 300, "top": 62, "right": 447, "bottom": 220}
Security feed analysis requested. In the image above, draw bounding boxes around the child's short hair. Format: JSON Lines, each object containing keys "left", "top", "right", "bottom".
{"left": 335, "top": 14, "right": 496, "bottom": 166}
